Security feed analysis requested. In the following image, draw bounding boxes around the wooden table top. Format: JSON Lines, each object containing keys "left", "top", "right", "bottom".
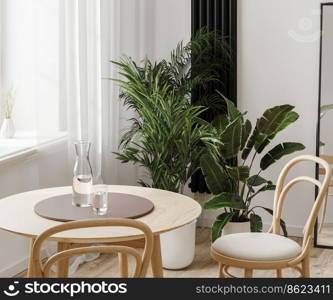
{"left": 0, "top": 185, "right": 201, "bottom": 243}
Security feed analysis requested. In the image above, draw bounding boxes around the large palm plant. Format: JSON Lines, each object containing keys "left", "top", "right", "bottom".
{"left": 161, "top": 28, "right": 230, "bottom": 111}
{"left": 110, "top": 29, "right": 229, "bottom": 193}
{"left": 111, "top": 57, "right": 218, "bottom": 193}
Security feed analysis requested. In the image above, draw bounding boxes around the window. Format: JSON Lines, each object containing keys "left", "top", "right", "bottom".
{"left": 0, "top": 0, "right": 66, "bottom": 159}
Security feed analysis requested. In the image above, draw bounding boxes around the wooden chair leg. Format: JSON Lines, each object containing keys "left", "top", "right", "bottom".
{"left": 302, "top": 256, "right": 310, "bottom": 278}
{"left": 244, "top": 268, "right": 253, "bottom": 278}
{"left": 151, "top": 234, "right": 164, "bottom": 278}
{"left": 319, "top": 193, "right": 329, "bottom": 233}
{"left": 219, "top": 263, "right": 225, "bottom": 278}
{"left": 57, "top": 242, "right": 70, "bottom": 278}
{"left": 276, "top": 269, "right": 282, "bottom": 278}
{"left": 119, "top": 253, "right": 129, "bottom": 278}
{"left": 27, "top": 237, "right": 36, "bottom": 278}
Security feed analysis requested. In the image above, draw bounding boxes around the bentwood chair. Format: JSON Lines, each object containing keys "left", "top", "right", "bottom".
{"left": 211, "top": 155, "right": 331, "bottom": 278}
{"left": 318, "top": 155, "right": 333, "bottom": 232}
{"left": 29, "top": 219, "right": 154, "bottom": 278}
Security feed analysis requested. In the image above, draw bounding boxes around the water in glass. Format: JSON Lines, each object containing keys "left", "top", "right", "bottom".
{"left": 92, "top": 190, "right": 108, "bottom": 216}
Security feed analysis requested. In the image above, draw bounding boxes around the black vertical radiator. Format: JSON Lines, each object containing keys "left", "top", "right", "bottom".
{"left": 190, "top": 0, "right": 237, "bottom": 193}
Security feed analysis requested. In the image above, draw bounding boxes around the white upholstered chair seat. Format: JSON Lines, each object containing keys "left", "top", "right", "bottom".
{"left": 212, "top": 233, "right": 302, "bottom": 261}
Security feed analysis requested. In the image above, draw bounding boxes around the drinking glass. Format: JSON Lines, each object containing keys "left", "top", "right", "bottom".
{"left": 92, "top": 185, "right": 108, "bottom": 215}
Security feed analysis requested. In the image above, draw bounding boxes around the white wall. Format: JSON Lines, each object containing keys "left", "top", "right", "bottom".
{"left": 237, "top": 0, "right": 324, "bottom": 234}
{"left": 0, "top": 140, "right": 71, "bottom": 276}
{"left": 153, "top": 0, "right": 191, "bottom": 61}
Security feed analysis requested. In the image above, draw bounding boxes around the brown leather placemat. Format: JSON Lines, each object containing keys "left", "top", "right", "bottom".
{"left": 34, "top": 193, "right": 154, "bottom": 222}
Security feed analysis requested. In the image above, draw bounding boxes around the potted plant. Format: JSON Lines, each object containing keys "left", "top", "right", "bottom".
{"left": 110, "top": 29, "right": 229, "bottom": 269}
{"left": 201, "top": 96, "right": 305, "bottom": 241}
{"left": 0, "top": 86, "right": 16, "bottom": 139}
{"left": 110, "top": 56, "right": 219, "bottom": 269}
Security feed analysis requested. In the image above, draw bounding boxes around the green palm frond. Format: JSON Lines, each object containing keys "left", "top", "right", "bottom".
{"left": 109, "top": 29, "right": 230, "bottom": 193}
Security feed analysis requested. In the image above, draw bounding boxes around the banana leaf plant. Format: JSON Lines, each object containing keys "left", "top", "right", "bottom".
{"left": 201, "top": 96, "right": 305, "bottom": 241}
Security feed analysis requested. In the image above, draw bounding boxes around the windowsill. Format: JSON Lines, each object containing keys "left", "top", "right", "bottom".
{"left": 0, "top": 131, "right": 68, "bottom": 165}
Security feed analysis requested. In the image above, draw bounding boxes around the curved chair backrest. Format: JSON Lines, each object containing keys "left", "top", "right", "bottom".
{"left": 269, "top": 155, "right": 331, "bottom": 250}
{"left": 30, "top": 219, "right": 153, "bottom": 278}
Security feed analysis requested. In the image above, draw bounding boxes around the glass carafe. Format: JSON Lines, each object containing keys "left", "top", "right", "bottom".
{"left": 72, "top": 140, "right": 93, "bottom": 207}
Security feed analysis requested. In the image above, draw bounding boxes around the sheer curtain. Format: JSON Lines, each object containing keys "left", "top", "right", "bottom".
{"left": 59, "top": 0, "right": 153, "bottom": 185}
{"left": 60, "top": 0, "right": 103, "bottom": 183}
{"left": 101, "top": 0, "right": 154, "bottom": 186}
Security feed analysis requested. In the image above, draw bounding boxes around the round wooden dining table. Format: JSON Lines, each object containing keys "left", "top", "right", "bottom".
{"left": 0, "top": 185, "right": 201, "bottom": 278}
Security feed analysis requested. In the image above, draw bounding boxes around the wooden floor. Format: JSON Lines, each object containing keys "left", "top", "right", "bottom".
{"left": 70, "top": 228, "right": 333, "bottom": 278}
{"left": 317, "top": 224, "right": 333, "bottom": 247}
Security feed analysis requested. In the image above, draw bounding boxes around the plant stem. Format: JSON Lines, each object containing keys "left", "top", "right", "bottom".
{"left": 245, "top": 170, "right": 262, "bottom": 211}
{"left": 249, "top": 151, "right": 257, "bottom": 170}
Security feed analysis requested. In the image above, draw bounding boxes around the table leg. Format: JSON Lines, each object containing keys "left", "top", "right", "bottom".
{"left": 119, "top": 253, "right": 129, "bottom": 278}
{"left": 57, "top": 242, "right": 70, "bottom": 278}
{"left": 27, "top": 237, "right": 36, "bottom": 278}
{"left": 151, "top": 234, "right": 164, "bottom": 278}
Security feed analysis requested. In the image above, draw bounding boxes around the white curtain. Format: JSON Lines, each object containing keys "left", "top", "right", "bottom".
{"left": 59, "top": 0, "right": 156, "bottom": 186}
{"left": 60, "top": 0, "right": 103, "bottom": 182}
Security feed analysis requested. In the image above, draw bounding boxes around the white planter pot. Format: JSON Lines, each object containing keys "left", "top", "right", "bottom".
{"left": 0, "top": 118, "right": 15, "bottom": 139}
{"left": 160, "top": 220, "right": 196, "bottom": 269}
{"left": 222, "top": 221, "right": 251, "bottom": 235}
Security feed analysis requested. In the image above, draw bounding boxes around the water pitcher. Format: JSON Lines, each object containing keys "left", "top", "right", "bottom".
{"left": 72, "top": 140, "right": 93, "bottom": 207}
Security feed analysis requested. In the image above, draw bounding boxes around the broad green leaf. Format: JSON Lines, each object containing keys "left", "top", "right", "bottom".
{"left": 250, "top": 214, "right": 263, "bottom": 232}
{"left": 260, "top": 142, "right": 305, "bottom": 170}
{"left": 257, "top": 184, "right": 276, "bottom": 192}
{"left": 254, "top": 132, "right": 270, "bottom": 153}
{"left": 258, "top": 207, "right": 288, "bottom": 237}
{"left": 226, "top": 99, "right": 241, "bottom": 121}
{"left": 220, "top": 116, "right": 242, "bottom": 159}
{"left": 203, "top": 193, "right": 245, "bottom": 210}
{"left": 195, "top": 118, "right": 215, "bottom": 128}
{"left": 247, "top": 175, "right": 269, "bottom": 187}
{"left": 241, "top": 119, "right": 252, "bottom": 150}
{"left": 257, "top": 105, "right": 294, "bottom": 135}
{"left": 216, "top": 91, "right": 241, "bottom": 121}
{"left": 275, "top": 111, "right": 299, "bottom": 133}
{"left": 241, "top": 119, "right": 259, "bottom": 160}
{"left": 212, "top": 114, "right": 229, "bottom": 132}
{"left": 248, "top": 184, "right": 276, "bottom": 201}
{"left": 228, "top": 166, "right": 250, "bottom": 182}
{"left": 211, "top": 213, "right": 234, "bottom": 242}
{"left": 200, "top": 153, "right": 231, "bottom": 194}
{"left": 254, "top": 111, "right": 300, "bottom": 154}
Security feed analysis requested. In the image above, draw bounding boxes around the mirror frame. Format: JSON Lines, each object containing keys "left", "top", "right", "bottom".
{"left": 314, "top": 2, "right": 333, "bottom": 249}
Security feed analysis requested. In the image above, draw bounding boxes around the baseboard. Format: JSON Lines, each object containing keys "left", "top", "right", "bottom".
{"left": 197, "top": 217, "right": 304, "bottom": 237}
{"left": 0, "top": 248, "right": 49, "bottom": 278}
{"left": 0, "top": 255, "right": 30, "bottom": 278}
